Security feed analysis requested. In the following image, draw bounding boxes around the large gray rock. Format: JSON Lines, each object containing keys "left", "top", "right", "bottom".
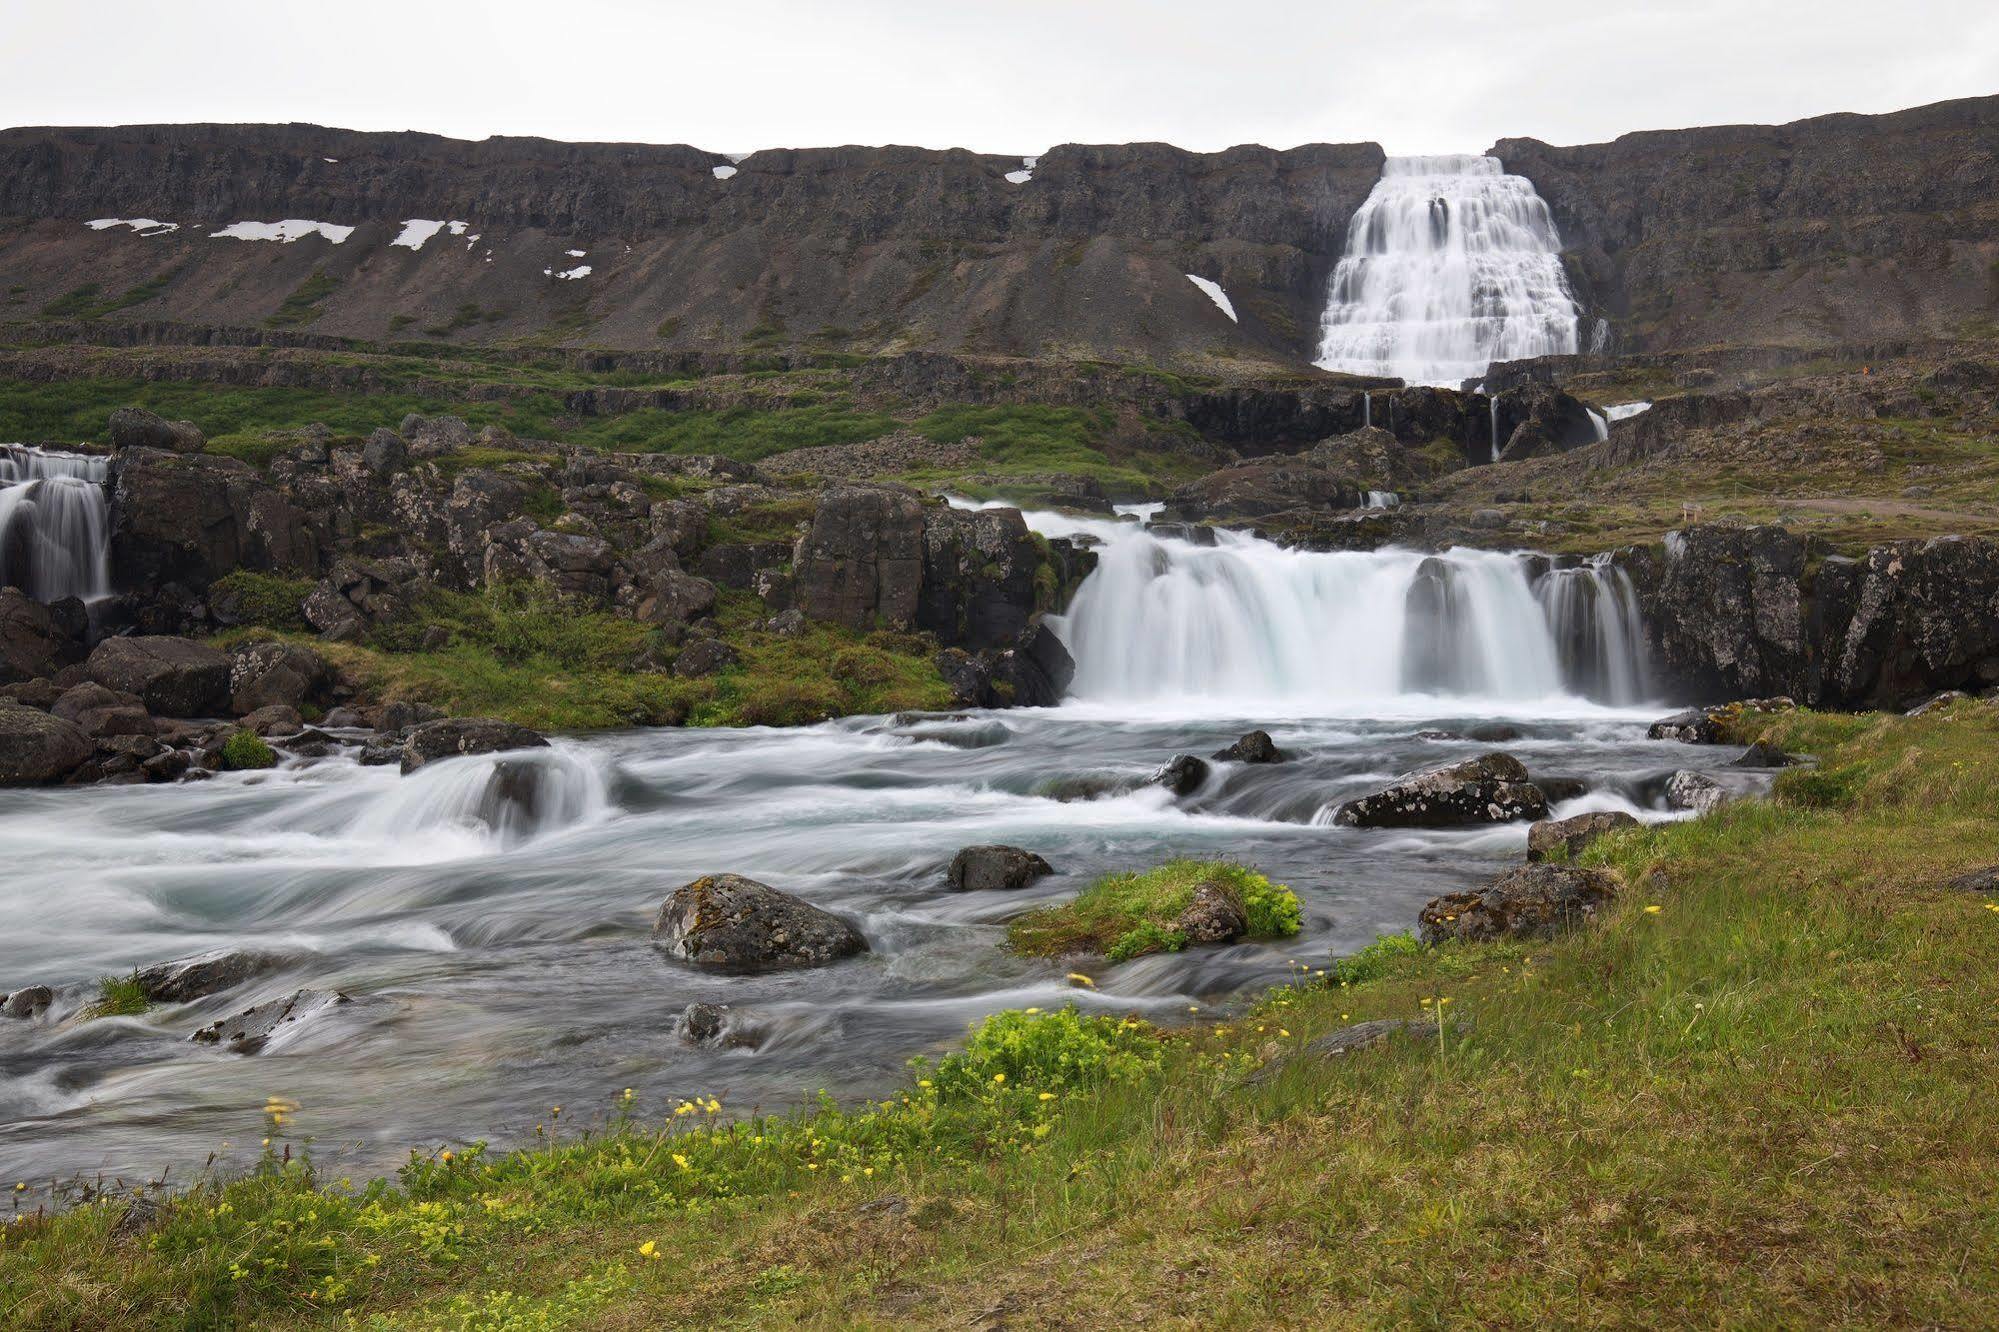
{"left": 85, "top": 636, "right": 232, "bottom": 717}
{"left": 1527, "top": 810, "right": 1640, "bottom": 862}
{"left": 1419, "top": 864, "right": 1620, "bottom": 944}
{"left": 400, "top": 717, "right": 549, "bottom": 774}
{"left": 107, "top": 406, "right": 204, "bottom": 454}
{"left": 228, "top": 639, "right": 332, "bottom": 714}
{"left": 0, "top": 704, "right": 94, "bottom": 784}
{"left": 652, "top": 874, "right": 867, "bottom": 973}
{"left": 134, "top": 949, "right": 288, "bottom": 1004}
{"left": 1665, "top": 769, "right": 1731, "bottom": 816}
{"left": 793, "top": 485, "right": 926, "bottom": 630}
{"left": 2, "top": 985, "right": 54, "bottom": 1019}
{"left": 0, "top": 587, "right": 83, "bottom": 683}
{"left": 946, "top": 845, "right": 1054, "bottom": 893}
{"left": 917, "top": 503, "right": 1043, "bottom": 651}
{"left": 1333, "top": 753, "right": 1548, "bottom": 828}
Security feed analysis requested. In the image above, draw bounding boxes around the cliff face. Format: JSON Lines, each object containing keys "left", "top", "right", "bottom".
{"left": 0, "top": 124, "right": 1383, "bottom": 368}
{"left": 1495, "top": 95, "right": 1999, "bottom": 353}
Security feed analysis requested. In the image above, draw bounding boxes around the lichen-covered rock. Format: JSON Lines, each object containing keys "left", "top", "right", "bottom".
{"left": 85, "top": 636, "right": 231, "bottom": 717}
{"left": 1174, "top": 881, "right": 1247, "bottom": 944}
{"left": 400, "top": 717, "right": 549, "bottom": 774}
{"left": 1418, "top": 864, "right": 1620, "bottom": 944}
{"left": 946, "top": 844, "right": 1054, "bottom": 892}
{"left": 652, "top": 874, "right": 867, "bottom": 973}
{"left": 1333, "top": 752, "right": 1548, "bottom": 828}
{"left": 1526, "top": 810, "right": 1640, "bottom": 862}
{"left": 1212, "top": 729, "right": 1283, "bottom": 763}
{"left": 1665, "top": 769, "right": 1730, "bottom": 816}
{"left": 228, "top": 639, "right": 332, "bottom": 714}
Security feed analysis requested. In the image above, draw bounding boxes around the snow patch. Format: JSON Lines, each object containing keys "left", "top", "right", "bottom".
{"left": 1004, "top": 154, "right": 1036, "bottom": 185}
{"left": 323, "top": 157, "right": 339, "bottom": 164}
{"left": 543, "top": 265, "right": 593, "bottom": 280}
{"left": 712, "top": 164, "right": 738, "bottom": 180}
{"left": 565, "top": 249, "right": 587, "bottom": 258}
{"left": 87, "top": 218, "right": 178, "bottom": 236}
{"left": 1604, "top": 401, "right": 1653, "bottom": 422}
{"left": 725, "top": 152, "right": 751, "bottom": 164}
{"left": 390, "top": 219, "right": 474, "bottom": 251}
{"left": 1185, "top": 274, "right": 1238, "bottom": 323}
{"left": 212, "top": 219, "right": 355, "bottom": 245}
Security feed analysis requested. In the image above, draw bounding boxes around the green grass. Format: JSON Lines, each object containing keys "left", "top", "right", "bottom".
{"left": 266, "top": 271, "right": 341, "bottom": 329}
{"left": 1007, "top": 859, "right": 1303, "bottom": 961}
{"left": 9, "top": 705, "right": 1999, "bottom": 1326}
{"left": 83, "top": 974, "right": 152, "bottom": 1020}
{"left": 210, "top": 571, "right": 314, "bottom": 631}
{"left": 37, "top": 268, "right": 181, "bottom": 320}
{"left": 219, "top": 730, "right": 277, "bottom": 770}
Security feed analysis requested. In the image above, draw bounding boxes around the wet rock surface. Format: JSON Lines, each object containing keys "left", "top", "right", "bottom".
{"left": 400, "top": 717, "right": 549, "bottom": 774}
{"left": 946, "top": 844, "right": 1055, "bottom": 893}
{"left": 191, "top": 989, "right": 352, "bottom": 1054}
{"left": 1334, "top": 752, "right": 1548, "bottom": 828}
{"left": 653, "top": 874, "right": 868, "bottom": 973}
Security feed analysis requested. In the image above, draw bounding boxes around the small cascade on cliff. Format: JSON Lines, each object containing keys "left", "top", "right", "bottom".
{"left": 0, "top": 445, "right": 112, "bottom": 602}
{"left": 1041, "top": 521, "right": 1651, "bottom": 712}
{"left": 1316, "top": 155, "right": 1581, "bottom": 387}
{"left": 1533, "top": 560, "right": 1650, "bottom": 705}
{"left": 1587, "top": 409, "right": 1609, "bottom": 442}
{"left": 1362, "top": 394, "right": 1372, "bottom": 429}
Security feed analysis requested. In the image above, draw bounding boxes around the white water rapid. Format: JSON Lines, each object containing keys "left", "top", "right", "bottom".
{"left": 0, "top": 444, "right": 112, "bottom": 602}
{"left": 1315, "top": 155, "right": 1583, "bottom": 387}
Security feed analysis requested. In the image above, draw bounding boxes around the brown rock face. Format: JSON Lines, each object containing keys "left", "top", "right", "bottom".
{"left": 84, "top": 636, "right": 232, "bottom": 717}
{"left": 793, "top": 486, "right": 926, "bottom": 630}
{"left": 110, "top": 449, "right": 319, "bottom": 588}
{"left": 0, "top": 703, "right": 92, "bottom": 784}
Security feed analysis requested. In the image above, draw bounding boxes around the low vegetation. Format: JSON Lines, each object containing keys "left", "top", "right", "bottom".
{"left": 218, "top": 730, "right": 277, "bottom": 771}
{"left": 82, "top": 974, "right": 151, "bottom": 1020}
{"left": 8, "top": 704, "right": 1998, "bottom": 1326}
{"left": 1007, "top": 859, "right": 1303, "bottom": 961}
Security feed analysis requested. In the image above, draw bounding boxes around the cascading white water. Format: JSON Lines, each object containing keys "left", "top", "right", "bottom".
{"left": 0, "top": 444, "right": 112, "bottom": 602}
{"left": 1587, "top": 409, "right": 1609, "bottom": 442}
{"left": 1043, "top": 521, "right": 1650, "bottom": 712}
{"left": 1316, "top": 155, "right": 1582, "bottom": 387}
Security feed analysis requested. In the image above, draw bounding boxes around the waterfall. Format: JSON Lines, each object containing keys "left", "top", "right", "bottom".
{"left": 1315, "top": 155, "right": 1582, "bottom": 387}
{"left": 1362, "top": 394, "right": 1372, "bottom": 429}
{"left": 1587, "top": 409, "right": 1609, "bottom": 442}
{"left": 1041, "top": 521, "right": 1651, "bottom": 712}
{"left": 1605, "top": 401, "right": 1652, "bottom": 423}
{"left": 0, "top": 445, "right": 112, "bottom": 602}
{"left": 1532, "top": 559, "right": 1650, "bottom": 705}
{"left": 1489, "top": 395, "right": 1502, "bottom": 462}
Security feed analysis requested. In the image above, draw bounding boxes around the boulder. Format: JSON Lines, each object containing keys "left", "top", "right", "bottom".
{"left": 1665, "top": 770, "right": 1730, "bottom": 817}
{"left": 1152, "top": 754, "right": 1211, "bottom": 797}
{"left": 0, "top": 678, "right": 61, "bottom": 709}
{"left": 133, "top": 949, "right": 288, "bottom": 1004}
{"left": 1333, "top": 753, "right": 1548, "bottom": 828}
{"left": 1243, "top": 1018, "right": 1432, "bottom": 1084}
{"left": 1175, "top": 881, "right": 1247, "bottom": 944}
{"left": 1212, "top": 729, "right": 1282, "bottom": 763}
{"left": 1526, "top": 810, "right": 1640, "bottom": 862}
{"left": 681, "top": 1001, "right": 729, "bottom": 1046}
{"left": 673, "top": 638, "right": 738, "bottom": 679}
{"left": 917, "top": 504, "right": 1043, "bottom": 651}
{"left": 1730, "top": 740, "right": 1794, "bottom": 769}
{"left": 85, "top": 636, "right": 231, "bottom": 716}
{"left": 0, "top": 704, "right": 92, "bottom": 784}
{"left": 1945, "top": 866, "right": 1999, "bottom": 894}
{"left": 982, "top": 621, "right": 1075, "bottom": 708}
{"left": 2, "top": 985, "right": 54, "bottom": 1019}
{"left": 1648, "top": 708, "right": 1726, "bottom": 744}
{"left": 400, "top": 717, "right": 549, "bottom": 774}
{"left": 636, "top": 568, "right": 719, "bottom": 627}
{"left": 191, "top": 989, "right": 351, "bottom": 1054}
{"left": 1418, "top": 864, "right": 1620, "bottom": 944}
{"left": 652, "top": 874, "right": 868, "bottom": 973}
{"left": 0, "top": 587, "right": 84, "bottom": 683}
{"left": 946, "top": 845, "right": 1054, "bottom": 893}
{"left": 240, "top": 704, "right": 304, "bottom": 736}
{"left": 110, "top": 449, "right": 318, "bottom": 588}
{"left": 792, "top": 485, "right": 926, "bottom": 630}
{"left": 361, "top": 428, "right": 408, "bottom": 478}
{"left": 107, "top": 406, "right": 204, "bottom": 454}
{"left": 228, "top": 639, "right": 332, "bottom": 714}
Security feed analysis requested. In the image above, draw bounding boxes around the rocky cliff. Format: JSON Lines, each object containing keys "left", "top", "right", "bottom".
{"left": 0, "top": 124, "right": 1383, "bottom": 369}
{"left": 1496, "top": 94, "right": 1999, "bottom": 353}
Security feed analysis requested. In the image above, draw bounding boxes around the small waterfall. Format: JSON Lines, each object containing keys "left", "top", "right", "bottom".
{"left": 1362, "top": 394, "right": 1372, "bottom": 429}
{"left": 1489, "top": 395, "right": 1502, "bottom": 462}
{"left": 0, "top": 445, "right": 112, "bottom": 602}
{"left": 1533, "top": 560, "right": 1650, "bottom": 705}
{"left": 1605, "top": 401, "right": 1652, "bottom": 423}
{"left": 1363, "top": 491, "right": 1399, "bottom": 510}
{"left": 1044, "top": 523, "right": 1649, "bottom": 710}
{"left": 1587, "top": 409, "right": 1609, "bottom": 442}
{"left": 1316, "top": 155, "right": 1582, "bottom": 387}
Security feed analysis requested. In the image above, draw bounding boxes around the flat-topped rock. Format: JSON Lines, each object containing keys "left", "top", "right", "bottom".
{"left": 1333, "top": 752, "right": 1547, "bottom": 828}
{"left": 1527, "top": 810, "right": 1640, "bottom": 862}
{"left": 400, "top": 717, "right": 548, "bottom": 774}
{"left": 85, "top": 636, "right": 231, "bottom": 717}
{"left": 947, "top": 845, "right": 1054, "bottom": 893}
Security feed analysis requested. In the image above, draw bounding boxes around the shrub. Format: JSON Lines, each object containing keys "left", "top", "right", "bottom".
{"left": 1328, "top": 932, "right": 1424, "bottom": 986}
{"left": 220, "top": 729, "right": 278, "bottom": 771}
{"left": 1008, "top": 860, "right": 1302, "bottom": 961}
{"left": 927, "top": 1007, "right": 1164, "bottom": 1100}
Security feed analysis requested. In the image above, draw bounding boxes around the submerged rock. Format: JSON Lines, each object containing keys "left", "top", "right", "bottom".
{"left": 1526, "top": 810, "right": 1640, "bottom": 862}
{"left": 400, "top": 717, "right": 549, "bottom": 774}
{"left": 653, "top": 874, "right": 867, "bottom": 973}
{"left": 946, "top": 845, "right": 1054, "bottom": 893}
{"left": 1333, "top": 752, "right": 1547, "bottom": 828}
{"left": 1419, "top": 864, "right": 1620, "bottom": 944}
{"left": 1152, "top": 754, "right": 1211, "bottom": 797}
{"left": 191, "top": 989, "right": 351, "bottom": 1054}
{"left": 1211, "top": 729, "right": 1283, "bottom": 764}
{"left": 2, "top": 985, "right": 54, "bottom": 1019}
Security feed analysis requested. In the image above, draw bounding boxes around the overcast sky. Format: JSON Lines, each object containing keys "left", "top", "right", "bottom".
{"left": 4, "top": 0, "right": 1995, "bottom": 155}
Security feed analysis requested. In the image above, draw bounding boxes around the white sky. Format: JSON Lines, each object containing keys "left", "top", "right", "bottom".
{"left": 3, "top": 0, "right": 1995, "bottom": 155}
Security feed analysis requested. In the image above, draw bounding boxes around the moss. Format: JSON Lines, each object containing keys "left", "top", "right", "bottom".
{"left": 1008, "top": 860, "right": 1302, "bottom": 961}
{"left": 220, "top": 730, "right": 278, "bottom": 771}
{"left": 266, "top": 271, "right": 341, "bottom": 329}
{"left": 209, "top": 571, "right": 314, "bottom": 631}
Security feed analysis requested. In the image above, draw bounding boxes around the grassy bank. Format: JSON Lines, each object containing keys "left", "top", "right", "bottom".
{"left": 7, "top": 704, "right": 1999, "bottom": 1327}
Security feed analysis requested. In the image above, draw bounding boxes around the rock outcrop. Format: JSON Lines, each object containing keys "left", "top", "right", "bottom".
{"left": 1418, "top": 864, "right": 1620, "bottom": 944}
{"left": 110, "top": 449, "right": 320, "bottom": 590}
{"left": 400, "top": 717, "right": 549, "bottom": 773}
{"left": 946, "top": 845, "right": 1054, "bottom": 893}
{"left": 84, "top": 636, "right": 232, "bottom": 717}
{"left": 1526, "top": 810, "right": 1639, "bottom": 862}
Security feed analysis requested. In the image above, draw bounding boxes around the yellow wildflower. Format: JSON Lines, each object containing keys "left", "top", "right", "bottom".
{"left": 1066, "top": 972, "right": 1095, "bottom": 988}
{"left": 1643, "top": 904, "right": 1662, "bottom": 914}
{"left": 639, "top": 1240, "right": 658, "bottom": 1258}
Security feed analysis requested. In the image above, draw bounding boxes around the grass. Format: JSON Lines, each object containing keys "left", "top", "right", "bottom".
{"left": 266, "top": 272, "right": 341, "bottom": 329}
{"left": 7, "top": 704, "right": 1999, "bottom": 1325}
{"left": 37, "top": 268, "right": 181, "bottom": 320}
{"left": 82, "top": 974, "right": 151, "bottom": 1020}
{"left": 219, "top": 730, "right": 277, "bottom": 771}
{"left": 1007, "top": 859, "right": 1303, "bottom": 961}
{"left": 209, "top": 571, "right": 314, "bottom": 631}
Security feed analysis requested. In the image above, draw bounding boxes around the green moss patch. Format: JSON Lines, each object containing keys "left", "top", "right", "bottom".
{"left": 1008, "top": 859, "right": 1302, "bottom": 962}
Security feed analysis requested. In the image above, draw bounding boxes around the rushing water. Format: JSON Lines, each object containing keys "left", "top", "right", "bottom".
{"left": 1316, "top": 155, "right": 1582, "bottom": 386}
{"left": 0, "top": 511, "right": 1733, "bottom": 1193}
{"left": 0, "top": 445, "right": 112, "bottom": 603}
